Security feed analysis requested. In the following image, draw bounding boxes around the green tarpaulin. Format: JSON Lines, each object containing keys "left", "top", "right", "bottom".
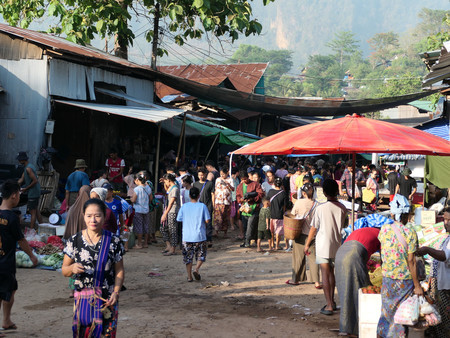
{"left": 425, "top": 156, "right": 450, "bottom": 188}
{"left": 161, "top": 118, "right": 260, "bottom": 147}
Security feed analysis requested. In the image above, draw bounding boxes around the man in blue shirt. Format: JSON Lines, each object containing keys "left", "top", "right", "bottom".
{"left": 176, "top": 187, "right": 211, "bottom": 282}
{"left": 65, "top": 159, "right": 90, "bottom": 210}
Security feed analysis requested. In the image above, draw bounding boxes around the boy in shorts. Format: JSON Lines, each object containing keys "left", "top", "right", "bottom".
{"left": 176, "top": 187, "right": 211, "bottom": 282}
{"left": 257, "top": 197, "right": 271, "bottom": 252}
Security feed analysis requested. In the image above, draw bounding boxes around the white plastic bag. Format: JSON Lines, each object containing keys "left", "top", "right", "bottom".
{"left": 394, "top": 295, "right": 419, "bottom": 326}
{"left": 419, "top": 296, "right": 434, "bottom": 316}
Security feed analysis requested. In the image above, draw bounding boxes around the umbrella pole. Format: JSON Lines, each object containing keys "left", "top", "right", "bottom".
{"left": 351, "top": 153, "right": 356, "bottom": 231}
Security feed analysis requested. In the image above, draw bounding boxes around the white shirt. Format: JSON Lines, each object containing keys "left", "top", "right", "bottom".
{"left": 310, "top": 200, "right": 347, "bottom": 259}
{"left": 262, "top": 181, "right": 275, "bottom": 193}
{"left": 437, "top": 237, "right": 450, "bottom": 290}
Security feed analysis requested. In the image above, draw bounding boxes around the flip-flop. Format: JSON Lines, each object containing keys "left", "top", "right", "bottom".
{"left": 161, "top": 249, "right": 169, "bottom": 254}
{"left": 315, "top": 285, "right": 323, "bottom": 289}
{"left": 320, "top": 306, "right": 333, "bottom": 316}
{"left": 285, "top": 280, "right": 300, "bottom": 285}
{"left": 163, "top": 252, "right": 176, "bottom": 256}
{"left": 193, "top": 271, "right": 201, "bottom": 281}
{"left": 187, "top": 278, "right": 193, "bottom": 282}
{"left": 2, "top": 324, "right": 17, "bottom": 330}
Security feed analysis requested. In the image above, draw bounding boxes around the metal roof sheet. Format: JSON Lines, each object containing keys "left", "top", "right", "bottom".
{"left": 155, "top": 63, "right": 268, "bottom": 98}
{"left": 0, "top": 23, "right": 154, "bottom": 75}
{"left": 54, "top": 100, "right": 183, "bottom": 123}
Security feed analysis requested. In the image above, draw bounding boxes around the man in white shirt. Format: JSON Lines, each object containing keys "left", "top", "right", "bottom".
{"left": 304, "top": 179, "right": 347, "bottom": 316}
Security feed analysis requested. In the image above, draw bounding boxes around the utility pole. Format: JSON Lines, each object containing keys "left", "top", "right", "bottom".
{"left": 151, "top": 2, "right": 161, "bottom": 70}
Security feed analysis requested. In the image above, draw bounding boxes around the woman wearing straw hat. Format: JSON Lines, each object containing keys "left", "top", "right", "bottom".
{"left": 65, "top": 159, "right": 90, "bottom": 210}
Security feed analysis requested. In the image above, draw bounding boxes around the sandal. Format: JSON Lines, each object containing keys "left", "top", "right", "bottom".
{"left": 2, "top": 324, "right": 17, "bottom": 330}
{"left": 285, "top": 280, "right": 300, "bottom": 285}
{"left": 320, "top": 306, "right": 333, "bottom": 316}
{"left": 163, "top": 252, "right": 176, "bottom": 256}
{"left": 187, "top": 278, "right": 193, "bottom": 282}
{"left": 134, "top": 245, "right": 143, "bottom": 249}
{"left": 193, "top": 271, "right": 201, "bottom": 281}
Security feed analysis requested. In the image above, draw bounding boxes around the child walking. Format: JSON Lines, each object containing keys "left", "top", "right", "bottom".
{"left": 176, "top": 187, "right": 211, "bottom": 282}
{"left": 257, "top": 197, "right": 271, "bottom": 252}
{"left": 130, "top": 173, "right": 151, "bottom": 249}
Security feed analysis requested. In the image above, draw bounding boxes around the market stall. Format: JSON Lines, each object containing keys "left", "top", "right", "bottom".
{"left": 231, "top": 113, "right": 450, "bottom": 337}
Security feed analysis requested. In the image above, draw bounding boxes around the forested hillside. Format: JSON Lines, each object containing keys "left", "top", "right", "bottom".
{"left": 244, "top": 0, "right": 449, "bottom": 68}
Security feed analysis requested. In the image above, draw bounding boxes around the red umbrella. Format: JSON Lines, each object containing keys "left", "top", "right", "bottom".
{"left": 233, "top": 114, "right": 450, "bottom": 156}
{"left": 232, "top": 114, "right": 450, "bottom": 227}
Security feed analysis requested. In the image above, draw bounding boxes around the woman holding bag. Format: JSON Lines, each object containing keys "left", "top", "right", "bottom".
{"left": 62, "top": 199, "right": 125, "bottom": 337}
{"left": 377, "top": 212, "right": 423, "bottom": 337}
{"left": 286, "top": 183, "right": 321, "bottom": 288}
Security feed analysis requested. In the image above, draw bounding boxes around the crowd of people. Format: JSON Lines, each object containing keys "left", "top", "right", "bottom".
{"left": 0, "top": 150, "right": 448, "bottom": 338}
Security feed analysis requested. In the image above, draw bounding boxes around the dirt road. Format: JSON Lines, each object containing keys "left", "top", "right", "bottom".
{"left": 9, "top": 235, "right": 340, "bottom": 337}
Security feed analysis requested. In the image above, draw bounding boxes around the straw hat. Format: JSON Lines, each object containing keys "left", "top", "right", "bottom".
{"left": 74, "top": 159, "right": 88, "bottom": 169}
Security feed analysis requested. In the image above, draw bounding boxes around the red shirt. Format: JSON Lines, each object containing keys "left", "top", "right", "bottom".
{"left": 345, "top": 227, "right": 381, "bottom": 258}
{"left": 106, "top": 157, "right": 125, "bottom": 183}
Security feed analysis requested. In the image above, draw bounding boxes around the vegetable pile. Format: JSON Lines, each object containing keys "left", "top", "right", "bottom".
{"left": 361, "top": 285, "right": 381, "bottom": 294}
{"left": 36, "top": 244, "right": 61, "bottom": 255}
{"left": 47, "top": 236, "right": 64, "bottom": 250}
{"left": 28, "top": 241, "right": 46, "bottom": 249}
{"left": 367, "top": 259, "right": 381, "bottom": 273}
{"left": 16, "top": 251, "right": 34, "bottom": 268}
{"left": 41, "top": 253, "right": 64, "bottom": 269}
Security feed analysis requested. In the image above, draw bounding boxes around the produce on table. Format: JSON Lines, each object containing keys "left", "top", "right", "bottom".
{"left": 16, "top": 251, "right": 34, "bottom": 268}
{"left": 41, "top": 253, "right": 64, "bottom": 269}
{"left": 28, "top": 241, "right": 46, "bottom": 249}
{"left": 47, "top": 236, "right": 64, "bottom": 250}
{"left": 36, "top": 244, "right": 61, "bottom": 255}
{"left": 361, "top": 285, "right": 381, "bottom": 294}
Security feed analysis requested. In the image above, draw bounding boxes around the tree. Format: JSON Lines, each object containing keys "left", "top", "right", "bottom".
{"left": 0, "top": 0, "right": 275, "bottom": 59}
{"left": 368, "top": 31, "right": 400, "bottom": 68}
{"left": 326, "top": 31, "right": 360, "bottom": 66}
{"left": 228, "top": 44, "right": 294, "bottom": 96}
{"left": 416, "top": 8, "right": 450, "bottom": 37}
{"left": 426, "top": 12, "right": 450, "bottom": 50}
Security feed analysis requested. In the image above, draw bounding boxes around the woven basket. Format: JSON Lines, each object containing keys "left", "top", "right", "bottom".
{"left": 369, "top": 267, "right": 383, "bottom": 287}
{"left": 283, "top": 211, "right": 305, "bottom": 240}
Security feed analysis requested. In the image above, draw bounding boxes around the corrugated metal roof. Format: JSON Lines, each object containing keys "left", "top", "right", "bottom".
{"left": 416, "top": 117, "right": 449, "bottom": 141}
{"left": 422, "top": 42, "right": 450, "bottom": 88}
{"left": 54, "top": 100, "right": 183, "bottom": 123}
{"left": 0, "top": 23, "right": 154, "bottom": 76}
{"left": 155, "top": 63, "right": 268, "bottom": 98}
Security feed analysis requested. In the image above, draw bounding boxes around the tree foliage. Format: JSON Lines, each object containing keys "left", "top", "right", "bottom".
{"left": 368, "top": 31, "right": 400, "bottom": 68}
{"left": 228, "top": 44, "right": 295, "bottom": 96}
{"left": 0, "top": 0, "right": 274, "bottom": 53}
{"left": 326, "top": 31, "right": 360, "bottom": 66}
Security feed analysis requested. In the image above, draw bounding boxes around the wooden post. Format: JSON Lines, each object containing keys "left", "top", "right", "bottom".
{"left": 154, "top": 123, "right": 161, "bottom": 192}
{"left": 205, "top": 134, "right": 219, "bottom": 162}
{"left": 175, "top": 112, "right": 187, "bottom": 167}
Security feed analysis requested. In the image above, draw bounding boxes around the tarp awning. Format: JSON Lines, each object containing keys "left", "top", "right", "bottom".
{"left": 425, "top": 156, "right": 450, "bottom": 188}
{"left": 161, "top": 118, "right": 260, "bottom": 147}
{"left": 54, "top": 100, "right": 184, "bottom": 123}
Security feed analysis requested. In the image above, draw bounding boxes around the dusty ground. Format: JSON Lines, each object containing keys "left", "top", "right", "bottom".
{"left": 6, "top": 231, "right": 342, "bottom": 338}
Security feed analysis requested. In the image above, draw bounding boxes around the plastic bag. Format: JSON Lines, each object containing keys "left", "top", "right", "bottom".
{"left": 424, "top": 309, "right": 441, "bottom": 326}
{"left": 419, "top": 296, "right": 434, "bottom": 316}
{"left": 394, "top": 295, "right": 419, "bottom": 326}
